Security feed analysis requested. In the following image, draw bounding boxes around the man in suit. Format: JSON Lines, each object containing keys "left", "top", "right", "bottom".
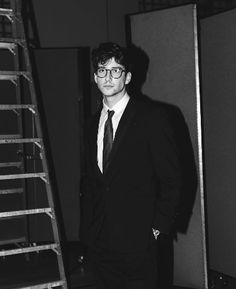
{"left": 81, "top": 42, "right": 182, "bottom": 289}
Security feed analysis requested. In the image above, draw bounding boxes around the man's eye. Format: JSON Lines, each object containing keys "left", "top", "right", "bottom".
{"left": 112, "top": 68, "right": 121, "bottom": 73}
{"left": 98, "top": 68, "right": 105, "bottom": 73}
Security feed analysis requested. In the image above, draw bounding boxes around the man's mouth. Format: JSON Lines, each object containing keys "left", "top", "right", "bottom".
{"left": 104, "top": 85, "right": 113, "bottom": 88}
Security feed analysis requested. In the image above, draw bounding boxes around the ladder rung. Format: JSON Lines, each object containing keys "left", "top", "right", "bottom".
{"left": 0, "top": 172, "right": 47, "bottom": 181}
{"left": 0, "top": 161, "right": 22, "bottom": 168}
{"left": 0, "top": 38, "right": 25, "bottom": 54}
{"left": 16, "top": 280, "right": 65, "bottom": 289}
{"left": 0, "top": 188, "right": 23, "bottom": 194}
{"left": 0, "top": 137, "right": 41, "bottom": 145}
{"left": 0, "top": 134, "right": 21, "bottom": 139}
{"left": 0, "top": 208, "right": 52, "bottom": 219}
{"left": 0, "top": 104, "right": 36, "bottom": 112}
{"left": 0, "top": 70, "right": 30, "bottom": 76}
{"left": 0, "top": 8, "right": 13, "bottom": 17}
{"left": 0, "top": 42, "right": 16, "bottom": 50}
{"left": 0, "top": 74, "right": 17, "bottom": 82}
{"left": 0, "top": 243, "right": 58, "bottom": 257}
{"left": 0, "top": 37, "right": 25, "bottom": 45}
{"left": 0, "top": 71, "right": 30, "bottom": 82}
{"left": 0, "top": 215, "right": 25, "bottom": 221}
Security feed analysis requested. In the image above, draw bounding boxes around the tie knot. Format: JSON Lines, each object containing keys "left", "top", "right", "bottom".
{"left": 107, "top": 110, "right": 115, "bottom": 119}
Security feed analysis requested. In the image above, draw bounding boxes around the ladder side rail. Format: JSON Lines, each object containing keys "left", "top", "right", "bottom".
{"left": 18, "top": 13, "right": 63, "bottom": 245}
{"left": 17, "top": 9, "right": 59, "bottom": 229}
{"left": 16, "top": 6, "right": 68, "bottom": 288}
{"left": 10, "top": 0, "right": 29, "bottom": 246}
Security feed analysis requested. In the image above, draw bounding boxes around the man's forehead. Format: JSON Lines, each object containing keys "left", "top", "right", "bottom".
{"left": 98, "top": 57, "right": 124, "bottom": 68}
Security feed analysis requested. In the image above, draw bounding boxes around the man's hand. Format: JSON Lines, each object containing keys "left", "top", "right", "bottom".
{"left": 152, "top": 228, "right": 160, "bottom": 240}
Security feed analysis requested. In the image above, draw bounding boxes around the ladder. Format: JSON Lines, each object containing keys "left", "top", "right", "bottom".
{"left": 0, "top": 1, "right": 68, "bottom": 288}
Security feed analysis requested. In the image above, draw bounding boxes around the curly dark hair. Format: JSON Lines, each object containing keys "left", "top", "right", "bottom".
{"left": 91, "top": 42, "right": 131, "bottom": 72}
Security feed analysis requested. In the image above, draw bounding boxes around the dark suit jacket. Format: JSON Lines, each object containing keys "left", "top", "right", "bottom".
{"left": 80, "top": 97, "right": 182, "bottom": 253}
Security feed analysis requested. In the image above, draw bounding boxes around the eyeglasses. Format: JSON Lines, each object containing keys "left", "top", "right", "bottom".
{"left": 96, "top": 67, "right": 125, "bottom": 79}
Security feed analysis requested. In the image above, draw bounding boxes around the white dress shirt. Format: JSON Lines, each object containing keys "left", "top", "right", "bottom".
{"left": 97, "top": 93, "right": 130, "bottom": 173}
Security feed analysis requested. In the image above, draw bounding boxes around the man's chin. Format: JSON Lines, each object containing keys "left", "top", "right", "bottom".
{"left": 102, "top": 87, "right": 114, "bottom": 94}
{"left": 103, "top": 92, "right": 115, "bottom": 97}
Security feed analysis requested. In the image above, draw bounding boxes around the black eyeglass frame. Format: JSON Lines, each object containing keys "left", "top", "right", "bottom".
{"left": 95, "top": 67, "right": 126, "bottom": 79}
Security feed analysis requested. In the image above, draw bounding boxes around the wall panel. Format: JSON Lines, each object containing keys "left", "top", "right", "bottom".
{"left": 201, "top": 9, "right": 236, "bottom": 278}
{"left": 129, "top": 4, "right": 208, "bottom": 288}
{"left": 32, "top": 48, "right": 90, "bottom": 241}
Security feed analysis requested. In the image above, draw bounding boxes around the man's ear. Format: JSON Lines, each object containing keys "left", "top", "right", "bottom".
{"left": 94, "top": 73, "right": 98, "bottom": 84}
{"left": 125, "top": 72, "right": 132, "bottom": 85}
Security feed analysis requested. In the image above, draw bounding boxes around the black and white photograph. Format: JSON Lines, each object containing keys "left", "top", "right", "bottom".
{"left": 0, "top": 1, "right": 236, "bottom": 289}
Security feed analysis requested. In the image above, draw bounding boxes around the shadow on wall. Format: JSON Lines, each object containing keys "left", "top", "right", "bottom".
{"left": 127, "top": 44, "right": 198, "bottom": 288}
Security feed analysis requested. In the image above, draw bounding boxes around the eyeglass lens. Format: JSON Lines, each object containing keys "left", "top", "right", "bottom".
{"left": 97, "top": 68, "right": 124, "bottom": 78}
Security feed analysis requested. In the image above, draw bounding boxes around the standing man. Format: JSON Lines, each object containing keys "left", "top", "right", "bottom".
{"left": 80, "top": 42, "right": 182, "bottom": 289}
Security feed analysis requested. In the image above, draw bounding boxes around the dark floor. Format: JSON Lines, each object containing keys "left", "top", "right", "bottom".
{"left": 0, "top": 242, "right": 236, "bottom": 289}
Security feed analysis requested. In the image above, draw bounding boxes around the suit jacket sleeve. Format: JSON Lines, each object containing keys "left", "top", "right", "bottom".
{"left": 148, "top": 108, "right": 182, "bottom": 234}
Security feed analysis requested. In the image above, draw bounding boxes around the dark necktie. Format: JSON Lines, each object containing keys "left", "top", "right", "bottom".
{"left": 103, "top": 110, "right": 115, "bottom": 173}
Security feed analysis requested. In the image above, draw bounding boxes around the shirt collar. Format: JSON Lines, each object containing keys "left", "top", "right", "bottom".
{"left": 102, "top": 93, "right": 130, "bottom": 115}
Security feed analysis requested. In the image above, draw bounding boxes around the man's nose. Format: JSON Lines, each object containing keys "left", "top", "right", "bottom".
{"left": 105, "top": 70, "right": 112, "bottom": 81}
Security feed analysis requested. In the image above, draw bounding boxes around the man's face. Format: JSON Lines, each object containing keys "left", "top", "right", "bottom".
{"left": 94, "top": 57, "right": 131, "bottom": 99}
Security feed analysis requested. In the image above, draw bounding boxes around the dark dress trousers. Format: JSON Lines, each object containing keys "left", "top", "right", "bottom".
{"left": 80, "top": 97, "right": 182, "bottom": 288}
